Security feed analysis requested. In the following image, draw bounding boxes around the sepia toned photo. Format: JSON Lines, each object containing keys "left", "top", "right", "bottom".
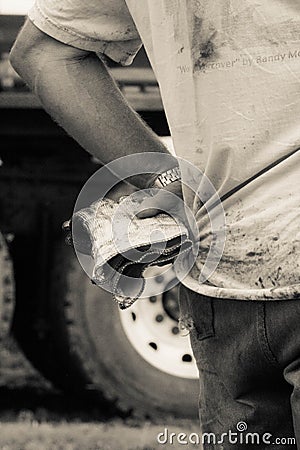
{"left": 0, "top": 1, "right": 299, "bottom": 449}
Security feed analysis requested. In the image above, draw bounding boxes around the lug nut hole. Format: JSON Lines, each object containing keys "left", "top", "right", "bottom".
{"left": 182, "top": 354, "right": 192, "bottom": 362}
{"left": 149, "top": 342, "right": 158, "bottom": 351}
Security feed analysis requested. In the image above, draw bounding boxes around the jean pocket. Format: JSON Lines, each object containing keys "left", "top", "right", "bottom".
{"left": 179, "top": 285, "right": 215, "bottom": 341}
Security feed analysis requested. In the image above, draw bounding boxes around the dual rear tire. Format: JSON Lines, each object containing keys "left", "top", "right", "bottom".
{"left": 13, "top": 240, "right": 199, "bottom": 419}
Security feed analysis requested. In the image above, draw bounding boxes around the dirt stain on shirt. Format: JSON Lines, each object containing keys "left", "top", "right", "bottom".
{"left": 191, "top": 15, "right": 218, "bottom": 72}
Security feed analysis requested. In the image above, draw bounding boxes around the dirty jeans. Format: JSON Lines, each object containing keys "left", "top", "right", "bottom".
{"left": 179, "top": 285, "right": 300, "bottom": 449}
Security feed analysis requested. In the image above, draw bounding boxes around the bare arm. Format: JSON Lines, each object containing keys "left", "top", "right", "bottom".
{"left": 10, "top": 19, "right": 177, "bottom": 188}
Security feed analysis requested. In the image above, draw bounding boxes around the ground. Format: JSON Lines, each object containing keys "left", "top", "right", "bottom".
{"left": 0, "top": 337, "right": 201, "bottom": 450}
{"left": 0, "top": 421, "right": 201, "bottom": 450}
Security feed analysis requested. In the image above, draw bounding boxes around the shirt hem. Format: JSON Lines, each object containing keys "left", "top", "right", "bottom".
{"left": 28, "top": 4, "right": 141, "bottom": 65}
{"left": 181, "top": 274, "right": 300, "bottom": 301}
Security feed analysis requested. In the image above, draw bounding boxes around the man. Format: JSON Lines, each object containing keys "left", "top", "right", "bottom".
{"left": 10, "top": 1, "right": 300, "bottom": 448}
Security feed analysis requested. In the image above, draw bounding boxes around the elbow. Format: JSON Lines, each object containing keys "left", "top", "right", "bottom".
{"left": 10, "top": 20, "right": 89, "bottom": 88}
{"left": 9, "top": 39, "right": 34, "bottom": 88}
{"left": 10, "top": 18, "right": 91, "bottom": 92}
{"left": 10, "top": 37, "right": 38, "bottom": 85}
{"left": 9, "top": 19, "right": 46, "bottom": 86}
{"left": 9, "top": 40, "right": 26, "bottom": 76}
{"left": 10, "top": 45, "right": 36, "bottom": 91}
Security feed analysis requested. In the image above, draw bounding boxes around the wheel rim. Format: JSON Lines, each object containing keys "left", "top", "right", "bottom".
{"left": 119, "top": 267, "right": 198, "bottom": 379}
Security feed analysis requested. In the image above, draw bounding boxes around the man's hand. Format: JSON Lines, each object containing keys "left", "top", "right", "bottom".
{"left": 136, "top": 180, "right": 185, "bottom": 221}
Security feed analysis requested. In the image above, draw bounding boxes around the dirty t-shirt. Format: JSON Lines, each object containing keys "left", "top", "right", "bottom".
{"left": 28, "top": 0, "right": 142, "bottom": 65}
{"left": 28, "top": 0, "right": 300, "bottom": 300}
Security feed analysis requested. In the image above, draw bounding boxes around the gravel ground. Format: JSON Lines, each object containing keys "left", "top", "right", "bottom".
{"left": 0, "top": 337, "right": 201, "bottom": 450}
{"left": 0, "top": 420, "right": 202, "bottom": 450}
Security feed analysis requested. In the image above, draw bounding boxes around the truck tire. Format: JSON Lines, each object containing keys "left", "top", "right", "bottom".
{"left": 0, "top": 231, "right": 15, "bottom": 340}
{"left": 49, "top": 241, "right": 199, "bottom": 419}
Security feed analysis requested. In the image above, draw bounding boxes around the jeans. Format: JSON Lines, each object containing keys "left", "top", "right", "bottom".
{"left": 179, "top": 285, "right": 300, "bottom": 449}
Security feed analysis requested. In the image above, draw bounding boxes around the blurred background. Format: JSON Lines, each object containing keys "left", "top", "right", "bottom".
{"left": 0, "top": 2, "right": 199, "bottom": 448}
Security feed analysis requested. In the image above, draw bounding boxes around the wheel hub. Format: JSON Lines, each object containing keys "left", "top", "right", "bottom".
{"left": 119, "top": 267, "right": 198, "bottom": 379}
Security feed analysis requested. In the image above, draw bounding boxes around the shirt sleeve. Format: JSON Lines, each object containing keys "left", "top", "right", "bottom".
{"left": 28, "top": 0, "right": 142, "bottom": 65}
